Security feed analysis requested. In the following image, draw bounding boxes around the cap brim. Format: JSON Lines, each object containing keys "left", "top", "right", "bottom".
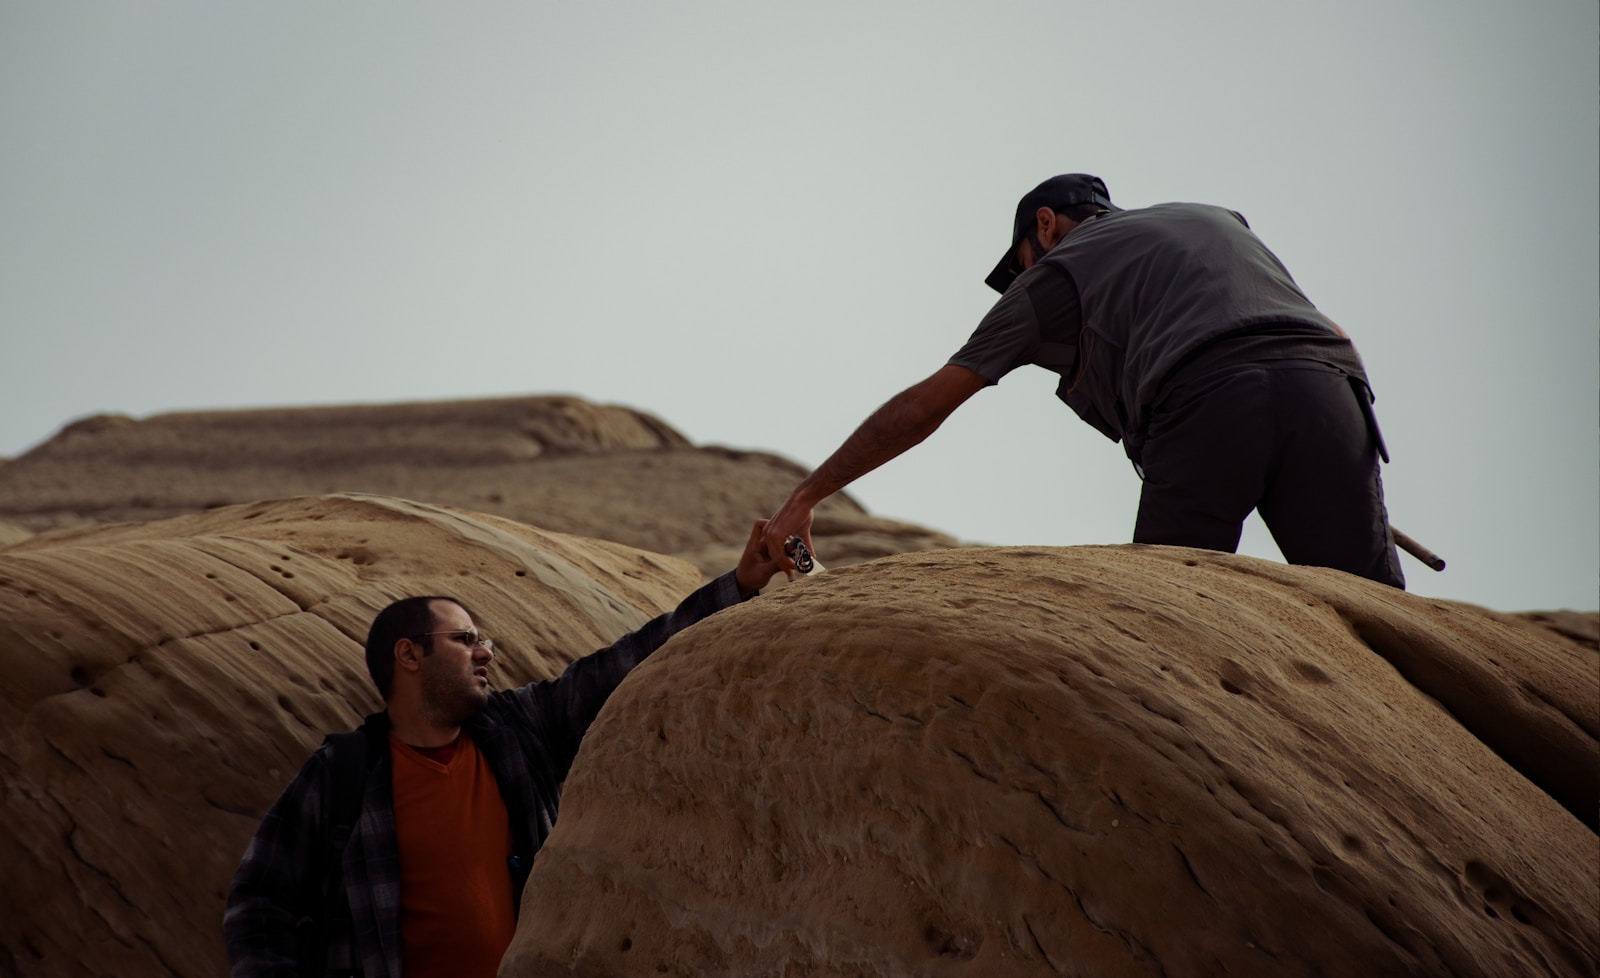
{"left": 984, "top": 254, "right": 1017, "bottom": 294}
{"left": 984, "top": 239, "right": 1023, "bottom": 294}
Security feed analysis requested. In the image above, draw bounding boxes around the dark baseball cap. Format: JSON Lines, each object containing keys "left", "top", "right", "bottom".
{"left": 984, "top": 173, "right": 1120, "bottom": 293}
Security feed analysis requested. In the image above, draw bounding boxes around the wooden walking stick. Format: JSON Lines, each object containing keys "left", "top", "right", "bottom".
{"left": 1391, "top": 525, "right": 1445, "bottom": 571}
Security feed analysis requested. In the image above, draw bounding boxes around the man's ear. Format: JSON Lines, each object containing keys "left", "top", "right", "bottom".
{"left": 1037, "top": 207, "right": 1079, "bottom": 250}
{"left": 394, "top": 638, "right": 425, "bottom": 675}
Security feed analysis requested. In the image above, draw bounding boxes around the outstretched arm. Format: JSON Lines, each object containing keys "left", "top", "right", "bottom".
{"left": 496, "top": 520, "right": 784, "bottom": 761}
{"left": 764, "top": 364, "right": 988, "bottom": 566}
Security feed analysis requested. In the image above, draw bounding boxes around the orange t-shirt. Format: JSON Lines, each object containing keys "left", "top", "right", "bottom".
{"left": 390, "top": 733, "right": 517, "bottom": 978}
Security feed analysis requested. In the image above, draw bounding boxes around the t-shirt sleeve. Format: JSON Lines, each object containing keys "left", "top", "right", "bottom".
{"left": 947, "top": 279, "right": 1043, "bottom": 384}
{"left": 948, "top": 265, "right": 1081, "bottom": 384}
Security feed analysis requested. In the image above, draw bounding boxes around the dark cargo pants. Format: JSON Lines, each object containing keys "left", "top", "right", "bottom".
{"left": 1131, "top": 360, "right": 1405, "bottom": 589}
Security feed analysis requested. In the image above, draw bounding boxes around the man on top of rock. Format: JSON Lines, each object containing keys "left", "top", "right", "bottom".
{"left": 224, "top": 522, "right": 784, "bottom": 978}
{"left": 764, "top": 173, "right": 1405, "bottom": 589}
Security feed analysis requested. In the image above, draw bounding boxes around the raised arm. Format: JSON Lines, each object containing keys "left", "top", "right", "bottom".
{"left": 764, "top": 364, "right": 988, "bottom": 566}
{"left": 496, "top": 521, "right": 781, "bottom": 766}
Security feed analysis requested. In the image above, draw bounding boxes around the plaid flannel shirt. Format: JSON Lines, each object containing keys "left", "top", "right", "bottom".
{"left": 223, "top": 571, "right": 744, "bottom": 978}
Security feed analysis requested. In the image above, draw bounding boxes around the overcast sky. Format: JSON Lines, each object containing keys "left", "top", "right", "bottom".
{"left": 2, "top": 2, "right": 1595, "bottom": 612}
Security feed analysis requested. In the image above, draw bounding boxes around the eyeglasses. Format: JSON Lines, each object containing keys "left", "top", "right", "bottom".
{"left": 410, "top": 628, "right": 494, "bottom": 652}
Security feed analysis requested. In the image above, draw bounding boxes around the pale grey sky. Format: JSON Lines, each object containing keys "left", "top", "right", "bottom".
{"left": 2, "top": 1, "right": 1595, "bottom": 612}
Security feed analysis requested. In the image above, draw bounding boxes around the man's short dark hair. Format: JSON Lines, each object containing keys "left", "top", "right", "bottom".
{"left": 364, "top": 595, "right": 471, "bottom": 700}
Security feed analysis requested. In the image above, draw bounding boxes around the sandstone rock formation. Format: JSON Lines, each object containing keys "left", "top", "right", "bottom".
{"left": 0, "top": 520, "right": 31, "bottom": 548}
{"left": 506, "top": 546, "right": 1598, "bottom": 977}
{"left": 0, "top": 396, "right": 959, "bottom": 575}
{"left": 1, "top": 395, "right": 1595, "bottom": 978}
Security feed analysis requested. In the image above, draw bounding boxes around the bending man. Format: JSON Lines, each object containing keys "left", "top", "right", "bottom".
{"left": 765, "top": 173, "right": 1404, "bottom": 588}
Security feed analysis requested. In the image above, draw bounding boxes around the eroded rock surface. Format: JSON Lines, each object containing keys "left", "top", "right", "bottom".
{"left": 507, "top": 546, "right": 1599, "bottom": 978}
{"left": 3, "top": 395, "right": 1596, "bottom": 978}
{"left": 0, "top": 520, "right": 31, "bottom": 548}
